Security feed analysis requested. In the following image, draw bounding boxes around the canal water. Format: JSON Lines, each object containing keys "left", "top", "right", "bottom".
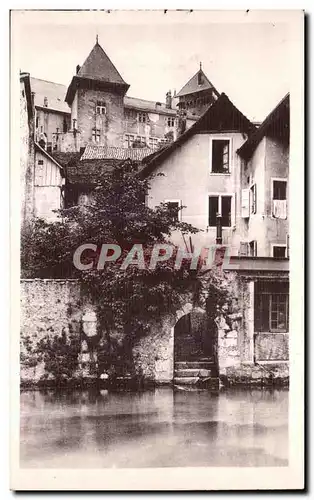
{"left": 20, "top": 387, "right": 288, "bottom": 468}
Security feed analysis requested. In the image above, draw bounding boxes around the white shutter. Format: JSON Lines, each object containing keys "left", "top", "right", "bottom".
{"left": 241, "top": 188, "right": 250, "bottom": 218}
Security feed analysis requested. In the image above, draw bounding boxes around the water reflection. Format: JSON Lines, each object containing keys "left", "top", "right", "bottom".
{"left": 20, "top": 387, "right": 288, "bottom": 468}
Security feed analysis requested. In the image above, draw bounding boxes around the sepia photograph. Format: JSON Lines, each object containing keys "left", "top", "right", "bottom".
{"left": 10, "top": 9, "right": 304, "bottom": 490}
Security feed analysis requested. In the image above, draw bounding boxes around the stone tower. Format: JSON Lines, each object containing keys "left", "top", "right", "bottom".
{"left": 176, "top": 63, "right": 219, "bottom": 117}
{"left": 65, "top": 39, "right": 130, "bottom": 148}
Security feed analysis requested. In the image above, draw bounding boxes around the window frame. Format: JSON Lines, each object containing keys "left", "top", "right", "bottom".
{"left": 271, "top": 244, "right": 287, "bottom": 258}
{"left": 92, "top": 128, "right": 101, "bottom": 143}
{"left": 209, "top": 137, "right": 232, "bottom": 175}
{"left": 254, "top": 284, "right": 289, "bottom": 334}
{"left": 249, "top": 240, "right": 257, "bottom": 257}
{"left": 164, "top": 199, "right": 182, "bottom": 222}
{"left": 138, "top": 112, "right": 147, "bottom": 123}
{"left": 271, "top": 177, "right": 288, "bottom": 219}
{"left": 250, "top": 183, "right": 257, "bottom": 214}
{"left": 166, "top": 116, "right": 175, "bottom": 127}
{"left": 207, "top": 192, "right": 235, "bottom": 228}
{"left": 96, "top": 101, "right": 106, "bottom": 115}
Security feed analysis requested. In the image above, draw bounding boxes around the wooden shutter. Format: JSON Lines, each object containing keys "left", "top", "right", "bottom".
{"left": 250, "top": 184, "right": 257, "bottom": 214}
{"left": 241, "top": 188, "right": 249, "bottom": 218}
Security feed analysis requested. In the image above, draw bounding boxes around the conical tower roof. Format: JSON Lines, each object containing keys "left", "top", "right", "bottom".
{"left": 77, "top": 42, "right": 128, "bottom": 85}
{"left": 176, "top": 66, "right": 218, "bottom": 97}
{"left": 65, "top": 41, "right": 129, "bottom": 104}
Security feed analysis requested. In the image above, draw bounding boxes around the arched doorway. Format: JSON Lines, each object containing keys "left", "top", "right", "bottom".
{"left": 174, "top": 310, "right": 213, "bottom": 361}
{"left": 174, "top": 309, "right": 217, "bottom": 384}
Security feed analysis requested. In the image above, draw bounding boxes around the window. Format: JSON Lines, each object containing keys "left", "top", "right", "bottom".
{"left": 239, "top": 242, "right": 248, "bottom": 256}
{"left": 198, "top": 72, "right": 203, "bottom": 85}
{"left": 249, "top": 240, "right": 257, "bottom": 257}
{"left": 63, "top": 118, "right": 68, "bottom": 133}
{"left": 165, "top": 200, "right": 181, "bottom": 222}
{"left": 96, "top": 101, "right": 106, "bottom": 115}
{"left": 138, "top": 112, "right": 147, "bottom": 123}
{"left": 124, "top": 134, "right": 135, "bottom": 148}
{"left": 272, "top": 179, "right": 287, "bottom": 219}
{"left": 273, "top": 246, "right": 286, "bottom": 258}
{"left": 166, "top": 116, "right": 175, "bottom": 127}
{"left": 208, "top": 195, "right": 232, "bottom": 227}
{"left": 254, "top": 281, "right": 289, "bottom": 333}
{"left": 273, "top": 180, "right": 287, "bottom": 200}
{"left": 211, "top": 139, "right": 230, "bottom": 173}
{"left": 38, "top": 160, "right": 44, "bottom": 166}
{"left": 125, "top": 109, "right": 136, "bottom": 120}
{"left": 36, "top": 116, "right": 39, "bottom": 129}
{"left": 250, "top": 184, "right": 257, "bottom": 214}
{"left": 149, "top": 137, "right": 159, "bottom": 149}
{"left": 92, "top": 128, "right": 101, "bottom": 143}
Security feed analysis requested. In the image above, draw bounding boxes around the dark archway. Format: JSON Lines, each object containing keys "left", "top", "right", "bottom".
{"left": 174, "top": 310, "right": 214, "bottom": 362}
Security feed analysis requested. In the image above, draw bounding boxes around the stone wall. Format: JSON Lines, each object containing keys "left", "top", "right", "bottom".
{"left": 20, "top": 277, "right": 289, "bottom": 386}
{"left": 20, "top": 79, "right": 35, "bottom": 225}
{"left": 20, "top": 279, "right": 87, "bottom": 382}
{"left": 77, "top": 88, "right": 125, "bottom": 148}
{"left": 133, "top": 316, "right": 175, "bottom": 384}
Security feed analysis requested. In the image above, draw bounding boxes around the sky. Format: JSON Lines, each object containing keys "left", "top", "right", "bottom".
{"left": 12, "top": 10, "right": 296, "bottom": 122}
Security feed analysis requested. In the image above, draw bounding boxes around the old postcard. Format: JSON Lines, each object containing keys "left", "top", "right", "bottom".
{"left": 11, "top": 9, "right": 304, "bottom": 490}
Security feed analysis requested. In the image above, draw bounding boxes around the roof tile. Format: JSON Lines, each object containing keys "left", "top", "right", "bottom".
{"left": 78, "top": 43, "right": 128, "bottom": 86}
{"left": 176, "top": 69, "right": 217, "bottom": 97}
{"left": 81, "top": 145, "right": 153, "bottom": 162}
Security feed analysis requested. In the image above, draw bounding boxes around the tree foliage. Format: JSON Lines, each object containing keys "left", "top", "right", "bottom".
{"left": 21, "top": 160, "right": 205, "bottom": 373}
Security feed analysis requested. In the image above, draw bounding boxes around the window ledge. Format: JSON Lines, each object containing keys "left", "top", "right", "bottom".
{"left": 255, "top": 331, "right": 289, "bottom": 335}
{"left": 209, "top": 172, "right": 231, "bottom": 176}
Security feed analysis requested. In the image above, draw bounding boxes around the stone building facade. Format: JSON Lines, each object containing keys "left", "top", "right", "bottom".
{"left": 31, "top": 40, "right": 201, "bottom": 155}
{"left": 20, "top": 41, "right": 290, "bottom": 386}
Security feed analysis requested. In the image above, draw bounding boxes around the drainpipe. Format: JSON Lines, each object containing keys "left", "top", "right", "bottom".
{"left": 216, "top": 214, "right": 222, "bottom": 245}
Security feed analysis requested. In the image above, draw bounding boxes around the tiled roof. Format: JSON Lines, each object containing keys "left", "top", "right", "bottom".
{"left": 77, "top": 42, "right": 128, "bottom": 86}
{"left": 30, "top": 78, "right": 70, "bottom": 113}
{"left": 51, "top": 151, "right": 82, "bottom": 168}
{"left": 176, "top": 69, "right": 217, "bottom": 98}
{"left": 66, "top": 159, "right": 117, "bottom": 185}
{"left": 81, "top": 145, "right": 153, "bottom": 162}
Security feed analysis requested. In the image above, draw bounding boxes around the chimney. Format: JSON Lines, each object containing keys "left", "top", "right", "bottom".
{"left": 43, "top": 96, "right": 48, "bottom": 107}
{"left": 76, "top": 65, "right": 81, "bottom": 74}
{"left": 166, "top": 90, "right": 172, "bottom": 109}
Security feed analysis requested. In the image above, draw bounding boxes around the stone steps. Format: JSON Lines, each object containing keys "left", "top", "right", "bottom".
{"left": 175, "top": 360, "right": 214, "bottom": 370}
{"left": 174, "top": 368, "right": 213, "bottom": 377}
{"left": 174, "top": 358, "right": 216, "bottom": 386}
{"left": 173, "top": 376, "right": 200, "bottom": 385}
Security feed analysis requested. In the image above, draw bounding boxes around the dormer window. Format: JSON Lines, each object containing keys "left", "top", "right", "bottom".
{"left": 96, "top": 101, "right": 106, "bottom": 115}
{"left": 198, "top": 72, "right": 203, "bottom": 85}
